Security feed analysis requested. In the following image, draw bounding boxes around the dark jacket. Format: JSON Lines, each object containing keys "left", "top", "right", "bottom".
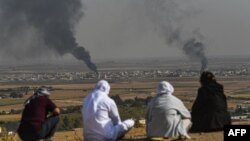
{"left": 191, "top": 82, "right": 231, "bottom": 132}
{"left": 18, "top": 96, "right": 57, "bottom": 140}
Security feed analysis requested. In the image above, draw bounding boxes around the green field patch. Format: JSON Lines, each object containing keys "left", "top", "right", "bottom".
{"left": 0, "top": 98, "right": 25, "bottom": 106}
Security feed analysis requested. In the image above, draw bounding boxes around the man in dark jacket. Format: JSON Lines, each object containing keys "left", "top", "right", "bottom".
{"left": 18, "top": 87, "right": 60, "bottom": 141}
{"left": 191, "top": 71, "right": 231, "bottom": 132}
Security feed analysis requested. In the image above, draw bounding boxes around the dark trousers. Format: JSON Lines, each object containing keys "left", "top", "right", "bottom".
{"left": 18, "top": 116, "right": 59, "bottom": 141}
{"left": 37, "top": 115, "right": 59, "bottom": 140}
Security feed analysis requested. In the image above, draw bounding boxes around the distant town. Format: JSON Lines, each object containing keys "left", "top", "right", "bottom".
{"left": 0, "top": 64, "right": 249, "bottom": 83}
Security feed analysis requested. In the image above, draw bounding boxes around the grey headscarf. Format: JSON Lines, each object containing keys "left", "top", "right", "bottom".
{"left": 157, "top": 81, "right": 174, "bottom": 95}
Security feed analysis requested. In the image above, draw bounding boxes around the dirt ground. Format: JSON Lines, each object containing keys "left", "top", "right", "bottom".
{"left": 52, "top": 127, "right": 225, "bottom": 141}
{"left": 51, "top": 120, "right": 250, "bottom": 141}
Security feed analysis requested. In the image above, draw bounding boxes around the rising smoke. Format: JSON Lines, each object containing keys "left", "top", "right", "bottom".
{"left": 183, "top": 39, "right": 208, "bottom": 72}
{"left": 144, "top": 0, "right": 208, "bottom": 72}
{"left": 0, "top": 0, "right": 97, "bottom": 73}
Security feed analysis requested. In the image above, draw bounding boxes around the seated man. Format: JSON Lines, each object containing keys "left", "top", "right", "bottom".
{"left": 146, "top": 81, "right": 192, "bottom": 139}
{"left": 82, "top": 80, "right": 135, "bottom": 141}
{"left": 18, "top": 87, "right": 60, "bottom": 141}
{"left": 191, "top": 71, "right": 231, "bottom": 132}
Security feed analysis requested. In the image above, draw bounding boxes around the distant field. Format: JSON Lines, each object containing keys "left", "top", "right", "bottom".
{"left": 0, "top": 114, "right": 21, "bottom": 121}
{"left": 0, "top": 79, "right": 249, "bottom": 119}
{"left": 0, "top": 98, "right": 25, "bottom": 107}
{"left": 0, "top": 79, "right": 250, "bottom": 141}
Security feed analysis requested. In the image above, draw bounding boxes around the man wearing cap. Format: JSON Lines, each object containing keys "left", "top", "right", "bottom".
{"left": 82, "top": 80, "right": 135, "bottom": 141}
{"left": 18, "top": 86, "right": 60, "bottom": 141}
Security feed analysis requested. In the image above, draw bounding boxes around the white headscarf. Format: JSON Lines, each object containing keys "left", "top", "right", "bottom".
{"left": 84, "top": 80, "right": 133, "bottom": 141}
{"left": 94, "top": 80, "right": 111, "bottom": 94}
{"left": 25, "top": 87, "right": 50, "bottom": 105}
{"left": 157, "top": 81, "right": 174, "bottom": 95}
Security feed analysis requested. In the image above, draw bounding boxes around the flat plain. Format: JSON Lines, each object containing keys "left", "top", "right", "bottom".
{"left": 1, "top": 79, "right": 250, "bottom": 141}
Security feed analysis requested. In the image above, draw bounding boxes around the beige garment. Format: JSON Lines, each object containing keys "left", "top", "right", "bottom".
{"left": 146, "top": 94, "right": 191, "bottom": 138}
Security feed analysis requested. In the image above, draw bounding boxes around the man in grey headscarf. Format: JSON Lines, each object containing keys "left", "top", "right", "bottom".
{"left": 146, "top": 81, "right": 192, "bottom": 139}
{"left": 82, "top": 80, "right": 135, "bottom": 141}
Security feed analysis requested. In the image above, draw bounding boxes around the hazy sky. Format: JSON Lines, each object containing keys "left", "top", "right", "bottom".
{"left": 77, "top": 0, "right": 250, "bottom": 61}
{"left": 0, "top": 0, "right": 250, "bottom": 65}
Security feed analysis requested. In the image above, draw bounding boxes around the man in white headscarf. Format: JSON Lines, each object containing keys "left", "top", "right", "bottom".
{"left": 18, "top": 87, "right": 60, "bottom": 141}
{"left": 146, "top": 81, "right": 192, "bottom": 139}
{"left": 82, "top": 80, "right": 135, "bottom": 141}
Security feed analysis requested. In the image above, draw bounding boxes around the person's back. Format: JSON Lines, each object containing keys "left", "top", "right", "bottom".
{"left": 18, "top": 87, "right": 60, "bottom": 141}
{"left": 191, "top": 71, "right": 231, "bottom": 132}
{"left": 82, "top": 80, "right": 134, "bottom": 141}
{"left": 83, "top": 89, "right": 118, "bottom": 141}
{"left": 146, "top": 81, "right": 191, "bottom": 139}
{"left": 21, "top": 96, "right": 54, "bottom": 131}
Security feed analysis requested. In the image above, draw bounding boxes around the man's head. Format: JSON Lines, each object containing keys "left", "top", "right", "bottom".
{"left": 35, "top": 86, "right": 50, "bottom": 96}
{"left": 95, "top": 80, "right": 110, "bottom": 94}
{"left": 200, "top": 71, "right": 216, "bottom": 85}
{"left": 157, "top": 81, "right": 174, "bottom": 95}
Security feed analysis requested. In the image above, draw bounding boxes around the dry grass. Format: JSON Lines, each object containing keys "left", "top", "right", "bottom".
{"left": 51, "top": 120, "right": 250, "bottom": 141}
{"left": 53, "top": 129, "right": 83, "bottom": 141}
{"left": 51, "top": 127, "right": 224, "bottom": 141}
{"left": 0, "top": 114, "right": 21, "bottom": 121}
{"left": 53, "top": 119, "right": 250, "bottom": 141}
{"left": 122, "top": 128, "right": 224, "bottom": 141}
{"left": 0, "top": 104, "right": 24, "bottom": 111}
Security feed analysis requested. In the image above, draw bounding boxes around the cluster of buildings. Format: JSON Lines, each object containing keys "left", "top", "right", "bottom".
{"left": 213, "top": 66, "right": 250, "bottom": 77}
{"left": 230, "top": 103, "right": 250, "bottom": 120}
{"left": 0, "top": 66, "right": 249, "bottom": 83}
{"left": 0, "top": 72, "right": 96, "bottom": 82}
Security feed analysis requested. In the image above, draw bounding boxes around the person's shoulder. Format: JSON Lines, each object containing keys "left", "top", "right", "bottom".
{"left": 216, "top": 82, "right": 224, "bottom": 89}
{"left": 100, "top": 96, "right": 117, "bottom": 109}
{"left": 168, "top": 94, "right": 183, "bottom": 103}
{"left": 198, "top": 86, "right": 207, "bottom": 94}
{"left": 198, "top": 86, "right": 204, "bottom": 91}
{"left": 38, "top": 95, "right": 49, "bottom": 100}
{"left": 35, "top": 96, "right": 53, "bottom": 106}
{"left": 106, "top": 96, "right": 116, "bottom": 104}
{"left": 163, "top": 94, "right": 182, "bottom": 103}
{"left": 40, "top": 95, "right": 53, "bottom": 102}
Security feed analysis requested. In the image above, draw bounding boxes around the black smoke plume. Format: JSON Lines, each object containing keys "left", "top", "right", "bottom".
{"left": 183, "top": 39, "right": 208, "bottom": 72}
{"left": 0, "top": 0, "right": 97, "bottom": 73}
{"left": 144, "top": 0, "right": 208, "bottom": 72}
